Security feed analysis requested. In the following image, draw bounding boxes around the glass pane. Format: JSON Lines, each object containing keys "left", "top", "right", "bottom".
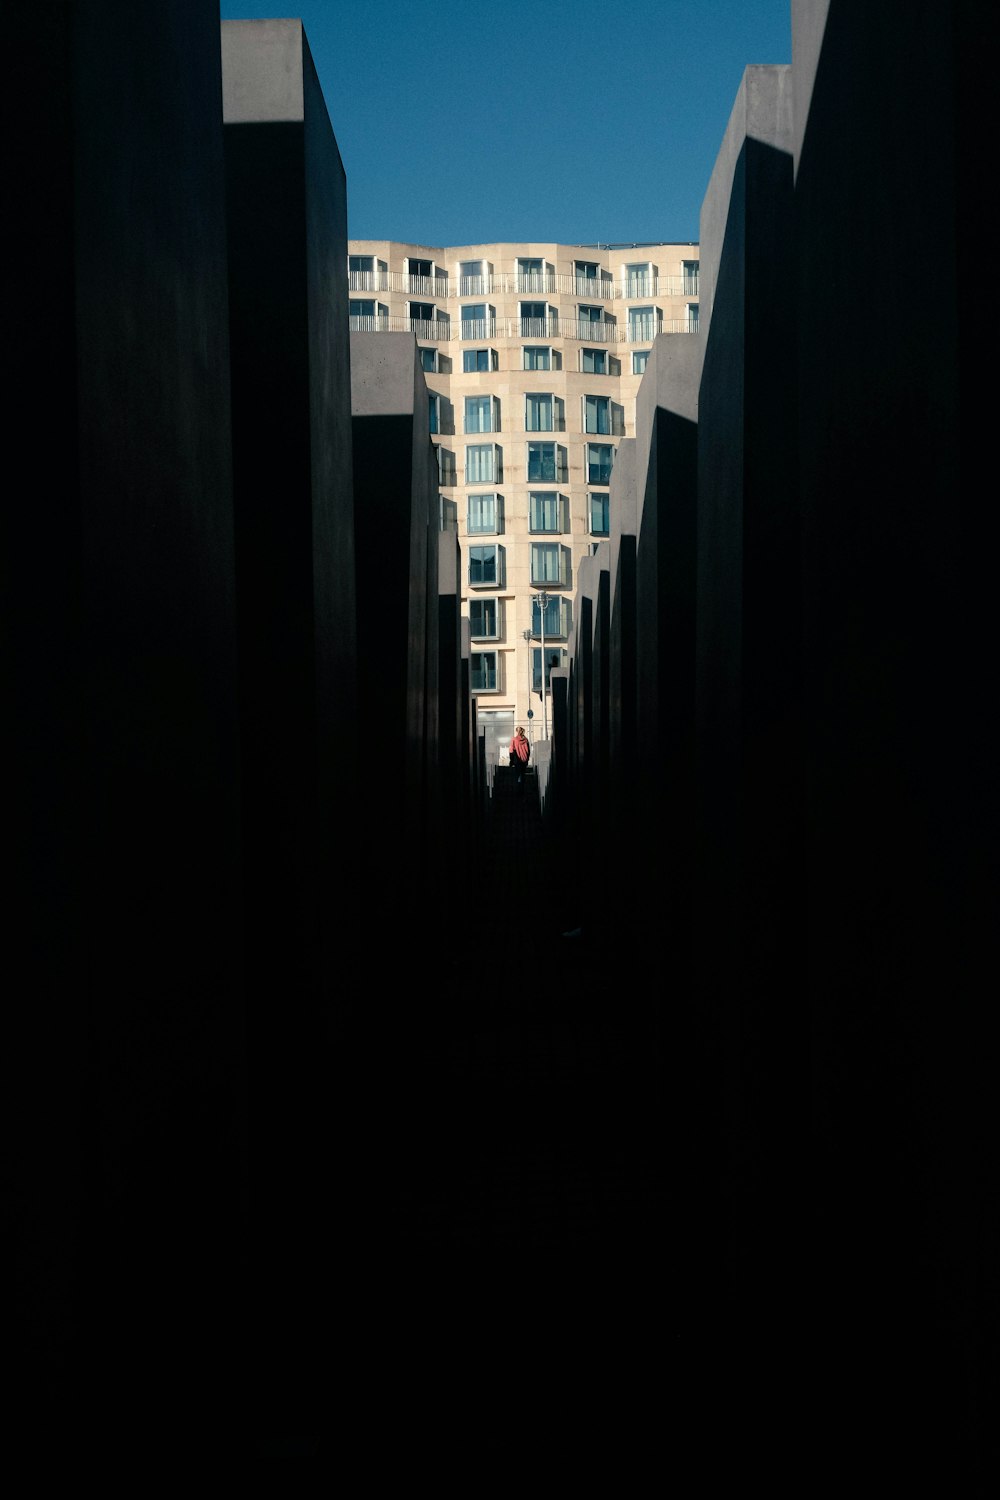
{"left": 466, "top": 445, "right": 496, "bottom": 483}
{"left": 527, "top": 443, "right": 555, "bottom": 483}
{"left": 590, "top": 493, "right": 609, "bottom": 534}
{"left": 468, "top": 494, "right": 496, "bottom": 533}
{"left": 526, "top": 394, "right": 552, "bottom": 432}
{"left": 585, "top": 395, "right": 609, "bottom": 434}
{"left": 587, "top": 445, "right": 613, "bottom": 484}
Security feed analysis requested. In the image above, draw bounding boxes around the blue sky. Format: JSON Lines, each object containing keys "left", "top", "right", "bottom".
{"left": 219, "top": 0, "right": 792, "bottom": 248}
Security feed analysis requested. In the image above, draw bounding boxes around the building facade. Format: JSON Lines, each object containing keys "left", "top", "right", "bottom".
{"left": 347, "top": 240, "right": 700, "bottom": 757}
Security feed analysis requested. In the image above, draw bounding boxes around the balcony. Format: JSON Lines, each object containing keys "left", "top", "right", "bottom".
{"left": 347, "top": 268, "right": 699, "bottom": 301}
{"left": 519, "top": 317, "right": 559, "bottom": 340}
{"left": 348, "top": 269, "right": 390, "bottom": 292}
{"left": 459, "top": 318, "right": 498, "bottom": 341}
{"left": 349, "top": 313, "right": 451, "bottom": 340}
{"left": 349, "top": 311, "right": 698, "bottom": 342}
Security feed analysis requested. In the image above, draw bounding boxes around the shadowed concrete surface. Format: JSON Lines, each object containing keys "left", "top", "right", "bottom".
{"left": 310, "top": 767, "right": 759, "bottom": 1482}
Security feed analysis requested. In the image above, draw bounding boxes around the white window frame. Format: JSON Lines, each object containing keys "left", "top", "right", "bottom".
{"left": 468, "top": 543, "right": 505, "bottom": 589}
{"left": 580, "top": 347, "right": 608, "bottom": 375}
{"left": 522, "top": 345, "right": 552, "bottom": 372}
{"left": 469, "top": 598, "right": 501, "bottom": 641}
{"left": 531, "top": 593, "right": 569, "bottom": 639}
{"left": 470, "top": 650, "right": 500, "bottom": 694}
{"left": 349, "top": 299, "right": 387, "bottom": 329}
{"left": 530, "top": 541, "right": 568, "bottom": 587}
{"left": 628, "top": 305, "right": 661, "bottom": 341}
{"left": 465, "top": 443, "right": 502, "bottom": 485}
{"left": 467, "top": 492, "right": 502, "bottom": 535}
{"left": 463, "top": 347, "right": 498, "bottom": 373}
{"left": 461, "top": 304, "right": 496, "bottom": 340}
{"left": 464, "top": 394, "right": 501, "bottom": 435}
{"left": 519, "top": 302, "right": 556, "bottom": 338}
{"left": 589, "top": 492, "right": 610, "bottom": 536}
{"left": 458, "top": 259, "right": 492, "bottom": 295}
{"left": 583, "top": 393, "right": 611, "bottom": 435}
{"left": 528, "top": 491, "right": 568, "bottom": 535}
{"left": 525, "top": 441, "right": 567, "bottom": 484}
{"left": 623, "top": 261, "right": 656, "bottom": 297}
{"left": 586, "top": 442, "right": 614, "bottom": 485}
{"left": 525, "top": 393, "right": 564, "bottom": 433}
{"left": 532, "top": 646, "right": 568, "bottom": 693}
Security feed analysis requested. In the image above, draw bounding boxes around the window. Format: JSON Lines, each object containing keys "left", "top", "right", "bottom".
{"left": 406, "top": 257, "right": 434, "bottom": 293}
{"left": 465, "top": 395, "right": 500, "bottom": 434}
{"left": 584, "top": 394, "right": 610, "bottom": 434}
{"left": 632, "top": 350, "right": 650, "bottom": 375}
{"left": 575, "top": 260, "right": 599, "bottom": 293}
{"left": 532, "top": 646, "right": 567, "bottom": 693}
{"left": 469, "top": 543, "right": 504, "bottom": 587}
{"left": 590, "top": 492, "right": 610, "bottom": 535}
{"left": 461, "top": 304, "right": 495, "bottom": 339}
{"left": 471, "top": 651, "right": 498, "bottom": 692}
{"left": 465, "top": 443, "right": 502, "bottom": 484}
{"left": 577, "top": 303, "right": 613, "bottom": 340}
{"left": 628, "top": 306, "right": 659, "bottom": 340}
{"left": 428, "top": 394, "right": 439, "bottom": 434}
{"left": 349, "top": 298, "right": 387, "bottom": 328}
{"left": 517, "top": 258, "right": 549, "bottom": 292}
{"left": 682, "top": 259, "right": 700, "bottom": 295}
{"left": 531, "top": 592, "right": 564, "bottom": 639}
{"left": 459, "top": 259, "right": 490, "bottom": 294}
{"left": 520, "top": 302, "right": 555, "bottom": 337}
{"left": 525, "top": 393, "right": 564, "bottom": 432}
{"left": 468, "top": 493, "right": 501, "bottom": 534}
{"left": 469, "top": 599, "right": 499, "bottom": 639}
{"left": 687, "top": 302, "right": 700, "bottom": 332}
{"left": 624, "top": 262, "right": 654, "bottom": 297}
{"left": 581, "top": 348, "right": 607, "bottom": 375}
{"left": 522, "top": 346, "right": 550, "bottom": 371}
{"left": 587, "top": 443, "right": 613, "bottom": 484}
{"left": 529, "top": 492, "right": 567, "bottom": 534}
{"left": 531, "top": 542, "right": 567, "bottom": 586}
{"left": 420, "top": 347, "right": 438, "bottom": 373}
{"left": 408, "top": 301, "right": 434, "bottom": 334}
{"left": 437, "top": 447, "right": 456, "bottom": 486}
{"left": 348, "top": 254, "right": 385, "bottom": 291}
{"left": 463, "top": 348, "right": 497, "bottom": 372}
{"left": 526, "top": 441, "right": 566, "bottom": 483}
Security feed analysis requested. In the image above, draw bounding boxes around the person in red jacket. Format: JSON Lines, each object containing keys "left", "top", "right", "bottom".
{"left": 509, "top": 725, "right": 531, "bottom": 788}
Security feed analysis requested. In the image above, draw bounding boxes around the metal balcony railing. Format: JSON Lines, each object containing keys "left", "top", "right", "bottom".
{"left": 349, "top": 268, "right": 700, "bottom": 300}
{"left": 350, "top": 313, "right": 699, "bottom": 343}
{"left": 349, "top": 314, "right": 451, "bottom": 339}
{"left": 348, "top": 270, "right": 391, "bottom": 292}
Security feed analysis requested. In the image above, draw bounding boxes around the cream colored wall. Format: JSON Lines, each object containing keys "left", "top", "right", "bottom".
{"left": 347, "top": 240, "right": 700, "bottom": 735}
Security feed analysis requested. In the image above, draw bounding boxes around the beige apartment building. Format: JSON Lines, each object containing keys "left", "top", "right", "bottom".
{"left": 347, "top": 241, "right": 700, "bottom": 756}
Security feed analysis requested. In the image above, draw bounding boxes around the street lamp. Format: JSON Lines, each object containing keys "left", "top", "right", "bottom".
{"left": 521, "top": 628, "right": 532, "bottom": 736}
